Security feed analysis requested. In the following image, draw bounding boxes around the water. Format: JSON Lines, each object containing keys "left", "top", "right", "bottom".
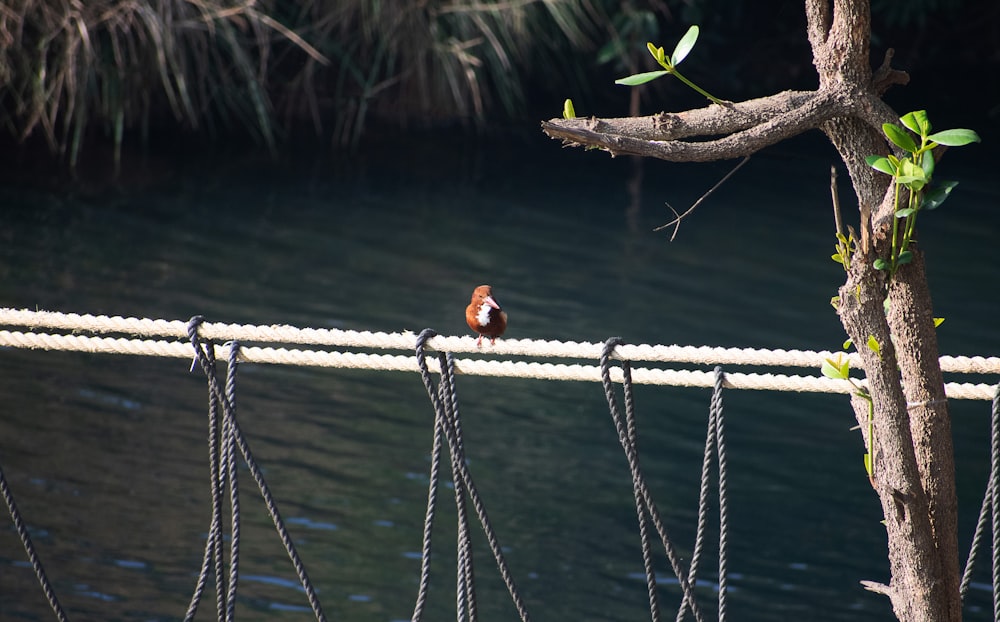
{"left": 1, "top": 132, "right": 998, "bottom": 621}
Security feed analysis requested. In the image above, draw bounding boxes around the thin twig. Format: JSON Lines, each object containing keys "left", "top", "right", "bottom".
{"left": 831, "top": 165, "right": 844, "bottom": 238}
{"left": 654, "top": 156, "right": 751, "bottom": 241}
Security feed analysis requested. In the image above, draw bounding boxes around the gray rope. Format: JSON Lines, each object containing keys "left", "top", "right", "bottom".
{"left": 623, "top": 358, "right": 662, "bottom": 622}
{"left": 1, "top": 459, "right": 70, "bottom": 622}
{"left": 676, "top": 374, "right": 717, "bottom": 622}
{"left": 437, "top": 351, "right": 478, "bottom": 622}
{"left": 992, "top": 383, "right": 1000, "bottom": 621}
{"left": 713, "top": 367, "right": 730, "bottom": 622}
{"left": 186, "top": 317, "right": 327, "bottom": 622}
{"left": 183, "top": 317, "right": 224, "bottom": 622}
{"left": 411, "top": 388, "right": 445, "bottom": 622}
{"left": 960, "top": 386, "right": 1000, "bottom": 600}
{"left": 957, "top": 381, "right": 1000, "bottom": 612}
{"left": 961, "top": 478, "right": 993, "bottom": 599}
{"left": 600, "top": 338, "right": 704, "bottom": 622}
{"left": 414, "top": 329, "right": 531, "bottom": 622}
{"left": 224, "top": 343, "right": 241, "bottom": 622}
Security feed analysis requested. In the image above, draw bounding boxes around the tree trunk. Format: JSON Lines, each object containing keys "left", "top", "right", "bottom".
{"left": 540, "top": 1, "right": 962, "bottom": 620}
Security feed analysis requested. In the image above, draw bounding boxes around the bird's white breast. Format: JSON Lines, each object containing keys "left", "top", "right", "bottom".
{"left": 476, "top": 302, "right": 492, "bottom": 326}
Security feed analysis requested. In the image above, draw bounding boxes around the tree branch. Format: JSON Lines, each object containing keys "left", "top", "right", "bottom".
{"left": 541, "top": 89, "right": 844, "bottom": 163}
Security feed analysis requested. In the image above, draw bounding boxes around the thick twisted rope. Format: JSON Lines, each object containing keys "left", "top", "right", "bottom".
{"left": 185, "top": 318, "right": 327, "bottom": 622}
{"left": 675, "top": 366, "right": 728, "bottom": 622}
{"left": 413, "top": 329, "right": 531, "bottom": 622}
{"left": 223, "top": 342, "right": 241, "bottom": 622}
{"left": 2, "top": 329, "right": 995, "bottom": 398}
{"left": 993, "top": 383, "right": 1000, "bottom": 621}
{"left": 2, "top": 308, "right": 999, "bottom": 374}
{"left": 600, "top": 338, "right": 705, "bottom": 622}
{"left": 183, "top": 317, "right": 223, "bottom": 622}
{"left": 0, "top": 460, "right": 69, "bottom": 621}
{"left": 960, "top": 384, "right": 1000, "bottom": 601}
{"left": 713, "top": 367, "right": 730, "bottom": 622}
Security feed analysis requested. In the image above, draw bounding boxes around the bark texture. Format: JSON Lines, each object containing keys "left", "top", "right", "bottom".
{"left": 541, "top": 1, "right": 962, "bottom": 620}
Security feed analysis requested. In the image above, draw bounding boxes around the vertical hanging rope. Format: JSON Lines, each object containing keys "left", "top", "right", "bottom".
{"left": 676, "top": 373, "right": 717, "bottom": 622}
{"left": 623, "top": 355, "right": 662, "bottom": 622}
{"left": 185, "top": 317, "right": 327, "bottom": 622}
{"left": 599, "top": 338, "right": 704, "bottom": 622}
{"left": 413, "top": 329, "right": 531, "bottom": 622}
{"left": 0, "top": 460, "right": 70, "bottom": 622}
{"left": 437, "top": 349, "right": 478, "bottom": 622}
{"left": 183, "top": 316, "right": 224, "bottom": 622}
{"left": 992, "top": 383, "right": 1000, "bottom": 621}
{"left": 712, "top": 366, "right": 730, "bottom": 622}
{"left": 223, "top": 343, "right": 241, "bottom": 622}
{"left": 673, "top": 366, "right": 729, "bottom": 622}
{"left": 960, "top": 384, "right": 1000, "bottom": 602}
{"left": 411, "top": 380, "right": 445, "bottom": 622}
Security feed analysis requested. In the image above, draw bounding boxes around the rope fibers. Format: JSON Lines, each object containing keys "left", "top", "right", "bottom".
{"left": 600, "top": 339, "right": 730, "bottom": 622}
{"left": 4, "top": 308, "right": 1000, "bottom": 621}
{"left": 0, "top": 307, "right": 996, "bottom": 372}
{"left": 1, "top": 308, "right": 998, "bottom": 399}
{"left": 0, "top": 461, "right": 69, "bottom": 621}
{"left": 412, "top": 329, "right": 531, "bottom": 622}
{"left": 183, "top": 318, "right": 328, "bottom": 622}
{"left": 960, "top": 385, "right": 1000, "bottom": 616}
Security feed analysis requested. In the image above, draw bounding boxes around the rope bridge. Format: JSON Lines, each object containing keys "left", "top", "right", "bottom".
{"left": 2, "top": 308, "right": 999, "bottom": 622}
{"left": 0, "top": 308, "right": 997, "bottom": 398}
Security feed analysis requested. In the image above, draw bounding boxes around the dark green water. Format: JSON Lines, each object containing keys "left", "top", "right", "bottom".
{"left": 1, "top": 133, "right": 998, "bottom": 621}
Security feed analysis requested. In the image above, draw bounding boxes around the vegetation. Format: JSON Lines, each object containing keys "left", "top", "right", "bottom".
{"left": 541, "top": 1, "right": 983, "bottom": 620}
{"left": 0, "top": 0, "right": 994, "bottom": 168}
{"left": 0, "top": 0, "right": 325, "bottom": 168}
{"left": 0, "top": 0, "right": 604, "bottom": 167}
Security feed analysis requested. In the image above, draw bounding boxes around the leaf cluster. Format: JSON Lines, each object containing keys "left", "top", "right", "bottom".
{"left": 863, "top": 111, "right": 980, "bottom": 276}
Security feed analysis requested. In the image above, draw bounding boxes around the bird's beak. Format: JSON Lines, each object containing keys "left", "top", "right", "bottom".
{"left": 484, "top": 295, "right": 501, "bottom": 310}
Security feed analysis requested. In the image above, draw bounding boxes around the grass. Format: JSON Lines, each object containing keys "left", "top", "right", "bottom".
{"left": 0, "top": 0, "right": 604, "bottom": 167}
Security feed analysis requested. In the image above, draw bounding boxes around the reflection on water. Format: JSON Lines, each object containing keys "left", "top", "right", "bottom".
{"left": 1, "top": 135, "right": 999, "bottom": 621}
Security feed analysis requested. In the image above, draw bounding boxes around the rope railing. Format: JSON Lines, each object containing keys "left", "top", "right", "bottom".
{"left": 1, "top": 308, "right": 997, "bottom": 399}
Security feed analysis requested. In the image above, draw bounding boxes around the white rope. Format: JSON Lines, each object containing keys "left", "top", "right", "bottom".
{"left": 0, "top": 329, "right": 995, "bottom": 400}
{"left": 2, "top": 308, "right": 999, "bottom": 374}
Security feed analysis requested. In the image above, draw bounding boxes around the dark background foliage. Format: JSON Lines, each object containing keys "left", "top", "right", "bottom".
{"left": 0, "top": 0, "right": 997, "bottom": 169}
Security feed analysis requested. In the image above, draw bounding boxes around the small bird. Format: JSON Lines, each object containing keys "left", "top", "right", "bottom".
{"left": 465, "top": 285, "right": 507, "bottom": 347}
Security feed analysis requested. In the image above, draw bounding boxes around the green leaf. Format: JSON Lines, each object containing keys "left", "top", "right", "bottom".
{"left": 562, "top": 98, "right": 576, "bottom": 120}
{"left": 922, "top": 180, "right": 959, "bottom": 210}
{"left": 933, "top": 317, "right": 946, "bottom": 328}
{"left": 822, "top": 360, "right": 844, "bottom": 379}
{"left": 895, "top": 207, "right": 916, "bottom": 218}
{"left": 843, "top": 337, "right": 854, "bottom": 350}
{"left": 927, "top": 128, "right": 981, "bottom": 147}
{"left": 883, "top": 123, "right": 918, "bottom": 153}
{"left": 864, "top": 452, "right": 873, "bottom": 477}
{"left": 900, "top": 110, "right": 930, "bottom": 137}
{"left": 896, "top": 159, "right": 927, "bottom": 190}
{"left": 865, "top": 155, "right": 896, "bottom": 176}
{"left": 646, "top": 42, "right": 668, "bottom": 68}
{"left": 873, "top": 258, "right": 889, "bottom": 270}
{"left": 897, "top": 250, "right": 913, "bottom": 265}
{"left": 615, "top": 70, "right": 670, "bottom": 86}
{"left": 671, "top": 25, "right": 699, "bottom": 66}
{"left": 867, "top": 335, "right": 882, "bottom": 358}
{"left": 920, "top": 150, "right": 935, "bottom": 179}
